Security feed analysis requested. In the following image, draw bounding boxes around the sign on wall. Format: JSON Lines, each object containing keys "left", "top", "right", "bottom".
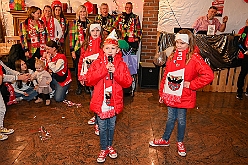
{"left": 212, "top": 0, "right": 225, "bottom": 17}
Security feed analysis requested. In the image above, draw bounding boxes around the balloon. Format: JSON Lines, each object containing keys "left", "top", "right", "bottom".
{"left": 84, "top": 0, "right": 93, "bottom": 14}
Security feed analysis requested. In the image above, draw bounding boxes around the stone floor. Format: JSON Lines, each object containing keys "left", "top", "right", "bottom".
{"left": 1, "top": 77, "right": 248, "bottom": 165}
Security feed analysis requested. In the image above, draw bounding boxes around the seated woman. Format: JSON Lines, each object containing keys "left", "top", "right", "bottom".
{"left": 43, "top": 40, "right": 72, "bottom": 102}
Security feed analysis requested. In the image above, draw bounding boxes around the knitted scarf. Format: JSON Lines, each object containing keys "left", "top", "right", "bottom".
{"left": 161, "top": 49, "right": 187, "bottom": 104}
{"left": 99, "top": 55, "right": 115, "bottom": 119}
{"left": 42, "top": 16, "right": 55, "bottom": 40}
{"left": 58, "top": 17, "right": 66, "bottom": 43}
{"left": 28, "top": 19, "right": 46, "bottom": 58}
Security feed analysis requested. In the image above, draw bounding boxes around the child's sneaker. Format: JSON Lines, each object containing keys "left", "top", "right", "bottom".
{"left": 177, "top": 142, "right": 186, "bottom": 156}
{"left": 46, "top": 100, "right": 51, "bottom": 106}
{"left": 0, "top": 133, "right": 8, "bottom": 141}
{"left": 0, "top": 127, "right": 14, "bottom": 135}
{"left": 88, "top": 116, "right": 95, "bottom": 125}
{"left": 35, "top": 98, "right": 43, "bottom": 103}
{"left": 97, "top": 150, "right": 109, "bottom": 163}
{"left": 149, "top": 138, "right": 170, "bottom": 146}
{"left": 94, "top": 124, "right": 99, "bottom": 136}
{"left": 108, "top": 146, "right": 117, "bottom": 158}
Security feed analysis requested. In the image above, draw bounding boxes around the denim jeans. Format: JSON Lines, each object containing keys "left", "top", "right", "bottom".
{"left": 15, "top": 87, "right": 38, "bottom": 101}
{"left": 162, "top": 107, "right": 187, "bottom": 142}
{"left": 50, "top": 78, "right": 70, "bottom": 102}
{"left": 97, "top": 115, "right": 116, "bottom": 150}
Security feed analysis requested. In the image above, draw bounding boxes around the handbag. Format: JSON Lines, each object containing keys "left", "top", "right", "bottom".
{"left": 122, "top": 48, "right": 138, "bottom": 75}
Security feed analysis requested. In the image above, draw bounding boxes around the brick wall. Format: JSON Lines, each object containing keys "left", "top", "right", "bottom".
{"left": 141, "top": 0, "right": 159, "bottom": 63}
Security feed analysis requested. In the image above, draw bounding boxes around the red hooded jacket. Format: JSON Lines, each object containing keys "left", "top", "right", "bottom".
{"left": 159, "top": 52, "right": 214, "bottom": 109}
{"left": 85, "top": 49, "right": 132, "bottom": 116}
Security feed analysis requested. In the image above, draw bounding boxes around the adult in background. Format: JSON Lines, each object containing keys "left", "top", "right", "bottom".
{"left": 69, "top": 5, "right": 91, "bottom": 95}
{"left": 43, "top": 40, "right": 72, "bottom": 102}
{"left": 20, "top": 6, "right": 48, "bottom": 71}
{"left": 41, "top": 5, "right": 63, "bottom": 42}
{"left": 236, "top": 19, "right": 248, "bottom": 100}
{"left": 193, "top": 6, "right": 228, "bottom": 34}
{"left": 51, "top": 1, "right": 68, "bottom": 47}
{"left": 112, "top": 2, "right": 142, "bottom": 54}
{"left": 95, "top": 3, "right": 115, "bottom": 39}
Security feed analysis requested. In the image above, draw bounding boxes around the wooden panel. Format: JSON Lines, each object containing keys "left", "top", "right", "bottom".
{"left": 225, "top": 68, "right": 235, "bottom": 92}
{"left": 9, "top": 10, "right": 96, "bottom": 68}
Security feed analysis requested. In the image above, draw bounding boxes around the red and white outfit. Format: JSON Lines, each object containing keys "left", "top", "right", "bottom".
{"left": 41, "top": 16, "right": 63, "bottom": 41}
{"left": 78, "top": 36, "right": 102, "bottom": 81}
{"left": 85, "top": 49, "right": 132, "bottom": 119}
{"left": 48, "top": 53, "right": 72, "bottom": 86}
{"left": 160, "top": 49, "right": 214, "bottom": 108}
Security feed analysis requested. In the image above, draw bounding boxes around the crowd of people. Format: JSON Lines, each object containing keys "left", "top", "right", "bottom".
{"left": 0, "top": 1, "right": 247, "bottom": 163}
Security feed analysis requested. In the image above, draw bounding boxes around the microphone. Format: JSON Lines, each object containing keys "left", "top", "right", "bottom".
{"left": 108, "top": 55, "right": 113, "bottom": 80}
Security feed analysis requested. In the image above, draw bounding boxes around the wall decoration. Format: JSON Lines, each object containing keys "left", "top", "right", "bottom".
{"left": 212, "top": 0, "right": 225, "bottom": 17}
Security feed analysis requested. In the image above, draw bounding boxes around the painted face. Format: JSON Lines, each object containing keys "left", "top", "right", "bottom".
{"left": 43, "top": 7, "right": 52, "bottom": 17}
{"left": 45, "top": 46, "right": 56, "bottom": 56}
{"left": 100, "top": 5, "right": 109, "bottom": 17}
{"left": 103, "top": 44, "right": 119, "bottom": 58}
{"left": 35, "top": 65, "right": 44, "bottom": 72}
{"left": 90, "top": 27, "right": 101, "bottom": 39}
{"left": 125, "top": 4, "right": 133, "bottom": 14}
{"left": 175, "top": 39, "right": 189, "bottom": 52}
{"left": 207, "top": 8, "right": 217, "bottom": 20}
{"left": 32, "top": 9, "right": 41, "bottom": 20}
{"left": 79, "top": 8, "right": 87, "bottom": 20}
{"left": 54, "top": 7, "right": 61, "bottom": 17}
{"left": 20, "top": 60, "right": 27, "bottom": 72}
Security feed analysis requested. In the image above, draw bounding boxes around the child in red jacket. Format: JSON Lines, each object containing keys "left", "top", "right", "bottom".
{"left": 149, "top": 29, "right": 214, "bottom": 156}
{"left": 85, "top": 29, "right": 132, "bottom": 163}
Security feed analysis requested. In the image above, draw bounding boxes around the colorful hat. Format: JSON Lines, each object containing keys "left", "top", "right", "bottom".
{"left": 51, "top": 0, "right": 62, "bottom": 9}
{"left": 104, "top": 29, "right": 118, "bottom": 45}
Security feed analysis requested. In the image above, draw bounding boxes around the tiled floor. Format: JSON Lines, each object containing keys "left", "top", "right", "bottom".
{"left": 1, "top": 78, "right": 248, "bottom": 165}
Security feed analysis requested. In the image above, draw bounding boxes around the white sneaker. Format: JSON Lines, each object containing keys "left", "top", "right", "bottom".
{"left": 94, "top": 124, "right": 99, "bottom": 136}
{"left": 0, "top": 133, "right": 8, "bottom": 140}
{"left": 50, "top": 90, "right": 55, "bottom": 98}
{"left": 88, "top": 116, "right": 95, "bottom": 125}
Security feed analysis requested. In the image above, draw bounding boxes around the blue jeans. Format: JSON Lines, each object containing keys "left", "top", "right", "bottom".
{"left": 50, "top": 78, "right": 70, "bottom": 102}
{"left": 162, "top": 107, "right": 187, "bottom": 142}
{"left": 15, "top": 87, "right": 38, "bottom": 101}
{"left": 97, "top": 115, "right": 116, "bottom": 150}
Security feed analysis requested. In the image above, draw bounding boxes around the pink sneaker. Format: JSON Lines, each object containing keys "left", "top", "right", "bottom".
{"left": 177, "top": 142, "right": 186, "bottom": 156}
{"left": 149, "top": 138, "right": 170, "bottom": 146}
{"left": 97, "top": 150, "right": 109, "bottom": 163}
{"left": 94, "top": 124, "right": 99, "bottom": 136}
{"left": 108, "top": 146, "right": 117, "bottom": 158}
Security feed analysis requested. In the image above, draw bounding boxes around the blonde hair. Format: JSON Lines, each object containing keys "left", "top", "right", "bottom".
{"left": 76, "top": 5, "right": 88, "bottom": 20}
{"left": 35, "top": 57, "right": 45, "bottom": 69}
{"left": 169, "top": 29, "right": 196, "bottom": 63}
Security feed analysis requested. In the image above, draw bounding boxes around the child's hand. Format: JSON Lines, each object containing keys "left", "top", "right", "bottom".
{"left": 159, "top": 97, "right": 163, "bottom": 103}
{"left": 80, "top": 80, "right": 85, "bottom": 86}
{"left": 23, "top": 92, "right": 29, "bottom": 96}
{"left": 34, "top": 85, "right": 38, "bottom": 90}
{"left": 39, "top": 27, "right": 44, "bottom": 33}
{"left": 183, "top": 81, "right": 190, "bottom": 88}
{"left": 46, "top": 81, "right": 50, "bottom": 85}
{"left": 106, "top": 63, "right": 115, "bottom": 73}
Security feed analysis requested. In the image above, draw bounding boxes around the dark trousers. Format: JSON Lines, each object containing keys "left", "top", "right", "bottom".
{"left": 237, "top": 55, "right": 248, "bottom": 94}
{"left": 72, "top": 49, "right": 83, "bottom": 89}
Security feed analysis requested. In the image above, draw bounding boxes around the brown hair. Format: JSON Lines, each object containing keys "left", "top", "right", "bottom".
{"left": 169, "top": 29, "right": 196, "bottom": 63}
{"left": 82, "top": 23, "right": 104, "bottom": 50}
{"left": 27, "top": 6, "right": 42, "bottom": 19}
{"left": 15, "top": 59, "right": 29, "bottom": 89}
{"left": 46, "top": 40, "right": 64, "bottom": 54}
{"left": 52, "top": 6, "right": 65, "bottom": 19}
{"left": 209, "top": 6, "right": 218, "bottom": 10}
